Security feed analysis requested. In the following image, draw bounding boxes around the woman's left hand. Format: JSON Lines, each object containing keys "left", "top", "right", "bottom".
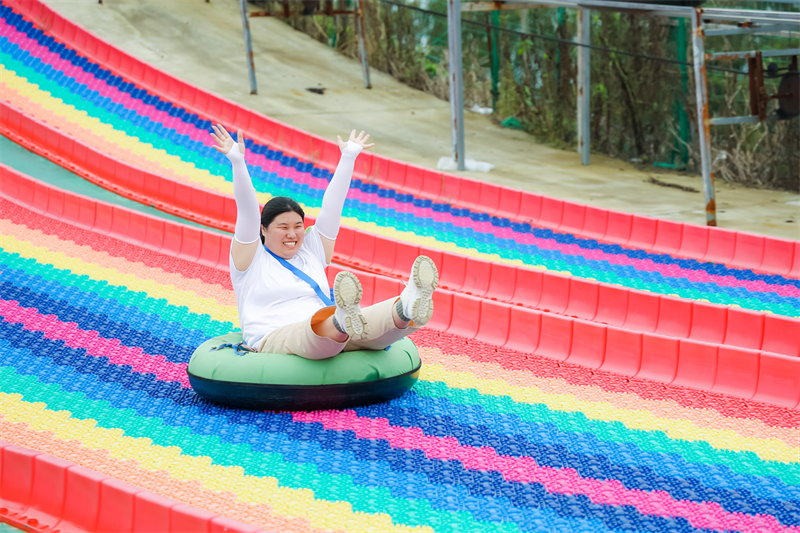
{"left": 337, "top": 129, "right": 375, "bottom": 151}
{"left": 211, "top": 124, "right": 246, "bottom": 159}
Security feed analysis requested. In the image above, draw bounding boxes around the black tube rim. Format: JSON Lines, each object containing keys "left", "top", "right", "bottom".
{"left": 187, "top": 362, "right": 422, "bottom": 411}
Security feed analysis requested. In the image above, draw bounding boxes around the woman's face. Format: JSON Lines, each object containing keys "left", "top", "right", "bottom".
{"left": 263, "top": 211, "right": 305, "bottom": 259}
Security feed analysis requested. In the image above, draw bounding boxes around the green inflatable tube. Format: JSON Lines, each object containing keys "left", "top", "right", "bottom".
{"left": 187, "top": 333, "right": 422, "bottom": 411}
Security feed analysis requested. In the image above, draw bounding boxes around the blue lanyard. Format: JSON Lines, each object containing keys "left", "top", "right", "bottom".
{"left": 263, "top": 245, "right": 335, "bottom": 306}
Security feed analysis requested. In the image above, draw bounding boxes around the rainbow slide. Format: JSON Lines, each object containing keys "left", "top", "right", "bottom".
{"left": 2, "top": 1, "right": 800, "bottom": 532}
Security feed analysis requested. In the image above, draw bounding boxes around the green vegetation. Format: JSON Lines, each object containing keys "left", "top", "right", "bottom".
{"left": 274, "top": 0, "right": 798, "bottom": 190}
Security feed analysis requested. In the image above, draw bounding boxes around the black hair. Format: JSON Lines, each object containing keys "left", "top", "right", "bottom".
{"left": 260, "top": 196, "right": 305, "bottom": 243}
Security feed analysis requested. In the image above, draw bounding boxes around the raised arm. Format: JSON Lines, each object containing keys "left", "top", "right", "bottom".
{"left": 211, "top": 124, "right": 260, "bottom": 272}
{"left": 316, "top": 130, "right": 375, "bottom": 263}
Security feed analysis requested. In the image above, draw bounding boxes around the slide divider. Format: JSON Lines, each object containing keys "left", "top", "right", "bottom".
{"left": 0, "top": 100, "right": 238, "bottom": 235}
{"left": 0, "top": 440, "right": 265, "bottom": 533}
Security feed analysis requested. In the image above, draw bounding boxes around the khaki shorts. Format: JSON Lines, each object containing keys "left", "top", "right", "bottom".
{"left": 258, "top": 297, "right": 419, "bottom": 360}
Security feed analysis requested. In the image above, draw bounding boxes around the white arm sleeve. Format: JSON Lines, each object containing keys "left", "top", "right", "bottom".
{"left": 315, "top": 141, "right": 363, "bottom": 240}
{"left": 226, "top": 143, "right": 261, "bottom": 245}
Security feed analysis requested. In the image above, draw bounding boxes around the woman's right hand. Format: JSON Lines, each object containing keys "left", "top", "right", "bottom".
{"left": 211, "top": 124, "right": 246, "bottom": 161}
{"left": 336, "top": 129, "right": 375, "bottom": 153}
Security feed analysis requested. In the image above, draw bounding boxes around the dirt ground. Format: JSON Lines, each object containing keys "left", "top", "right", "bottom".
{"left": 42, "top": 0, "right": 800, "bottom": 241}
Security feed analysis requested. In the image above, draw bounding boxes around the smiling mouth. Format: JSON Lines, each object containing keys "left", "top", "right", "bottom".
{"left": 283, "top": 241, "right": 298, "bottom": 248}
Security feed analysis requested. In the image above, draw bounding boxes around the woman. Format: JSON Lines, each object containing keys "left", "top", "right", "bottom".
{"left": 211, "top": 124, "right": 438, "bottom": 359}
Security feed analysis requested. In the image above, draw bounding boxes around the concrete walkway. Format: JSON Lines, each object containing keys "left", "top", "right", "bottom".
{"left": 43, "top": 0, "right": 799, "bottom": 241}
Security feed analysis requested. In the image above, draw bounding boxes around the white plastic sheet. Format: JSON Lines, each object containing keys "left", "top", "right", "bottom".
{"left": 436, "top": 157, "right": 495, "bottom": 173}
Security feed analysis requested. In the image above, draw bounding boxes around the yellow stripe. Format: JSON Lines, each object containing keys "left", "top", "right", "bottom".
{"left": 1, "top": 226, "right": 791, "bottom": 463}
{"left": 0, "top": 393, "right": 429, "bottom": 533}
{"left": 0, "top": 217, "right": 236, "bottom": 306}
{"left": 7, "top": 211, "right": 792, "bottom": 460}
{"left": 0, "top": 66, "right": 570, "bottom": 276}
{"left": 337, "top": 217, "right": 538, "bottom": 270}
{"left": 420, "top": 346, "right": 800, "bottom": 448}
{"left": 0, "top": 66, "right": 242, "bottom": 197}
{"left": 0, "top": 232, "right": 239, "bottom": 326}
{"left": 419, "top": 363, "right": 800, "bottom": 463}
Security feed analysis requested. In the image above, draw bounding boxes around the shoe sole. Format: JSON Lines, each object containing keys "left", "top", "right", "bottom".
{"left": 410, "top": 255, "right": 439, "bottom": 326}
{"left": 333, "top": 271, "right": 369, "bottom": 339}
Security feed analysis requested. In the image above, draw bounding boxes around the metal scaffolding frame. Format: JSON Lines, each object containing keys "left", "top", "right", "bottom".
{"left": 448, "top": 0, "right": 467, "bottom": 170}
{"left": 446, "top": 0, "right": 800, "bottom": 226}
{"left": 237, "top": 0, "right": 798, "bottom": 226}
{"left": 576, "top": 6, "right": 590, "bottom": 166}
{"left": 239, "top": 0, "right": 258, "bottom": 95}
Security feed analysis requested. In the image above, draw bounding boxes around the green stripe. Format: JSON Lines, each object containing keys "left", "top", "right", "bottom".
{"left": 0, "top": 135, "right": 228, "bottom": 235}
{"left": 0, "top": 250, "right": 233, "bottom": 337}
{"left": 3, "top": 241, "right": 797, "bottom": 484}
{"left": 2, "top": 58, "right": 227, "bottom": 176}
{"left": 5, "top": 57, "right": 795, "bottom": 317}
{"left": 0, "top": 366, "right": 520, "bottom": 533}
{"left": 413, "top": 380, "right": 800, "bottom": 485}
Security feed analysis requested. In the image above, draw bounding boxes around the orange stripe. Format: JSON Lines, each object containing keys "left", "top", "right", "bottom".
{"left": 0, "top": 217, "right": 235, "bottom": 307}
{"left": 0, "top": 418, "right": 335, "bottom": 533}
{"left": 421, "top": 346, "right": 800, "bottom": 449}
{"left": 0, "top": 81, "right": 211, "bottom": 190}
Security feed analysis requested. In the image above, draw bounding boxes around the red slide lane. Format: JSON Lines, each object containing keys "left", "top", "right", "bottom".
{"left": 0, "top": 441, "right": 265, "bottom": 533}
{"left": 5, "top": 0, "right": 799, "bottom": 278}
{"left": 3, "top": 101, "right": 799, "bottom": 362}
{"left": 2, "top": 162, "right": 800, "bottom": 409}
{"left": 0, "top": 100, "right": 239, "bottom": 234}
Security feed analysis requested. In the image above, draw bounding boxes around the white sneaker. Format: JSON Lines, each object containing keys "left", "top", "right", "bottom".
{"left": 400, "top": 255, "right": 439, "bottom": 326}
{"left": 333, "top": 271, "right": 368, "bottom": 340}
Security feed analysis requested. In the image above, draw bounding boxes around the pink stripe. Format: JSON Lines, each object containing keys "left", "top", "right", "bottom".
{"left": 279, "top": 161, "right": 798, "bottom": 296}
{"left": 6, "top": 20, "right": 797, "bottom": 297}
{"left": 0, "top": 299, "right": 190, "bottom": 387}
{"left": 294, "top": 410, "right": 797, "bottom": 533}
{"left": 1, "top": 22, "right": 202, "bottom": 141}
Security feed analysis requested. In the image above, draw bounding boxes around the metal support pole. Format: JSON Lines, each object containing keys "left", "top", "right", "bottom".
{"left": 486, "top": 13, "right": 499, "bottom": 110}
{"left": 707, "top": 47, "right": 800, "bottom": 61}
{"left": 239, "top": 0, "right": 258, "bottom": 95}
{"left": 556, "top": 7, "right": 564, "bottom": 90}
{"left": 448, "top": 0, "right": 466, "bottom": 170}
{"left": 748, "top": 51, "right": 768, "bottom": 121}
{"left": 676, "top": 17, "right": 689, "bottom": 167}
{"left": 520, "top": 8, "right": 530, "bottom": 88}
{"left": 577, "top": 8, "right": 590, "bottom": 165}
{"left": 490, "top": 11, "right": 500, "bottom": 110}
{"left": 354, "top": 0, "right": 372, "bottom": 89}
{"left": 690, "top": 9, "right": 716, "bottom": 226}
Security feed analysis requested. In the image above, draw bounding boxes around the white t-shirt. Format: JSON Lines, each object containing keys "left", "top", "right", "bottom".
{"left": 230, "top": 225, "right": 330, "bottom": 349}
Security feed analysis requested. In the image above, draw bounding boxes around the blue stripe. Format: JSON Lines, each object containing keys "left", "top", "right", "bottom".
{"left": 0, "top": 323, "right": 795, "bottom": 529}
{"left": 0, "top": 333, "right": 630, "bottom": 533}
{"left": 0, "top": 8, "right": 797, "bottom": 294}
{"left": 360, "top": 391, "right": 800, "bottom": 511}
{"left": 0, "top": 277, "right": 198, "bottom": 361}
{"left": 0, "top": 255, "right": 230, "bottom": 342}
{"left": 2, "top": 27, "right": 793, "bottom": 310}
